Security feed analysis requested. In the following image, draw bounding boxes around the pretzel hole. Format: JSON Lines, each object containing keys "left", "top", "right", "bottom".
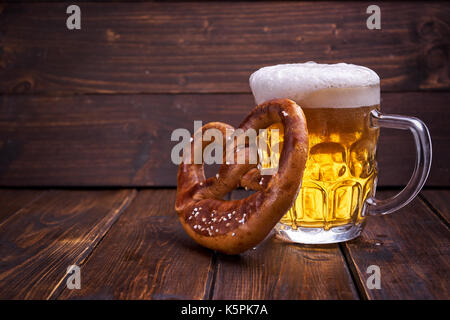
{"left": 204, "top": 163, "right": 221, "bottom": 180}
{"left": 231, "top": 187, "right": 256, "bottom": 200}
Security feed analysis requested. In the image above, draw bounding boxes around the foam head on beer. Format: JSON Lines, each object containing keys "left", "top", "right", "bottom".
{"left": 249, "top": 62, "right": 380, "bottom": 108}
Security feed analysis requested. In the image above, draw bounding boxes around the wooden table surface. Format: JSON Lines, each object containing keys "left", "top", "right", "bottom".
{"left": 0, "top": 188, "right": 448, "bottom": 300}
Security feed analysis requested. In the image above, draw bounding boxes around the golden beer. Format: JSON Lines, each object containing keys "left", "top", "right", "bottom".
{"left": 251, "top": 62, "right": 382, "bottom": 243}
{"left": 263, "top": 105, "right": 379, "bottom": 231}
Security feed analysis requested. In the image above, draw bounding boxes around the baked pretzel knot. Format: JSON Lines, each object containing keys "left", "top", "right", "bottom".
{"left": 175, "top": 99, "right": 309, "bottom": 254}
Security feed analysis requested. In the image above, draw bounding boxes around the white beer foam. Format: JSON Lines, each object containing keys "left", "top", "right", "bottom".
{"left": 250, "top": 62, "right": 380, "bottom": 108}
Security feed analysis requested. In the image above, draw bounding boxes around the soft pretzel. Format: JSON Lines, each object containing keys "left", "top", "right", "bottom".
{"left": 175, "top": 99, "right": 309, "bottom": 254}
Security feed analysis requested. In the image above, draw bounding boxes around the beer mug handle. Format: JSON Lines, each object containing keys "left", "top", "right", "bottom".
{"left": 367, "top": 110, "right": 432, "bottom": 215}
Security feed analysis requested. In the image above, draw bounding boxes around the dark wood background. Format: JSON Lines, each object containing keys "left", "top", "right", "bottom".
{"left": 0, "top": 1, "right": 449, "bottom": 187}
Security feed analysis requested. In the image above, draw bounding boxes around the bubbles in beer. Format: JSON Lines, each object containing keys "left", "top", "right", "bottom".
{"left": 263, "top": 107, "right": 379, "bottom": 230}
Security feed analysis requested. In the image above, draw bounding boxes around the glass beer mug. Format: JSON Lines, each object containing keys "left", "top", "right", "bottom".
{"left": 250, "top": 62, "right": 432, "bottom": 244}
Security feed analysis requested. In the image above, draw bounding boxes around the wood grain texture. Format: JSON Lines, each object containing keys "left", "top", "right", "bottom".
{"left": 342, "top": 190, "right": 450, "bottom": 300}
{"left": 59, "top": 189, "right": 215, "bottom": 300}
{"left": 0, "top": 2, "right": 449, "bottom": 94}
{"left": 0, "top": 189, "right": 136, "bottom": 299}
{"left": 0, "top": 92, "right": 447, "bottom": 187}
{"left": 211, "top": 189, "right": 358, "bottom": 300}
{"left": 421, "top": 190, "right": 450, "bottom": 224}
{"left": 0, "top": 189, "right": 45, "bottom": 221}
{"left": 375, "top": 92, "right": 449, "bottom": 187}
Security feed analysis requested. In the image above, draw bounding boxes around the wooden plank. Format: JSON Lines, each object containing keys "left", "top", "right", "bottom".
{"left": 375, "top": 92, "right": 449, "bottom": 188}
{"left": 342, "top": 190, "right": 450, "bottom": 300}
{"left": 58, "top": 189, "right": 215, "bottom": 300}
{"left": 0, "top": 189, "right": 136, "bottom": 299}
{"left": 211, "top": 189, "right": 358, "bottom": 300}
{"left": 0, "top": 189, "right": 45, "bottom": 221}
{"left": 0, "top": 94, "right": 253, "bottom": 187}
{"left": 421, "top": 190, "right": 450, "bottom": 224}
{"left": 0, "top": 2, "right": 449, "bottom": 94}
{"left": 0, "top": 92, "right": 448, "bottom": 187}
